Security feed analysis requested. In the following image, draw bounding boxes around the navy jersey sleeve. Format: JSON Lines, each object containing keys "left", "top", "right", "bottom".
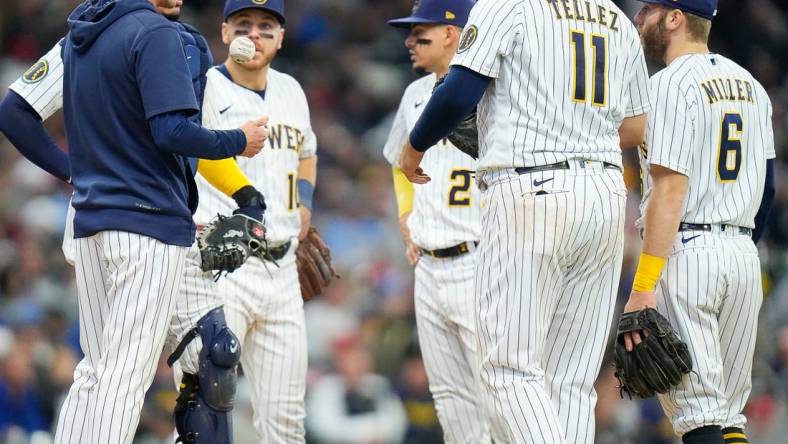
{"left": 133, "top": 24, "right": 199, "bottom": 119}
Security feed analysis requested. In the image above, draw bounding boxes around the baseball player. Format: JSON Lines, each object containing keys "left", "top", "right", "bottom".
{"left": 384, "top": 1, "right": 495, "bottom": 442}
{"left": 50, "top": 0, "right": 268, "bottom": 442}
{"left": 191, "top": 1, "right": 317, "bottom": 441}
{"left": 398, "top": 0, "right": 651, "bottom": 442}
{"left": 0, "top": 2, "right": 275, "bottom": 442}
{"left": 624, "top": 1, "right": 776, "bottom": 443}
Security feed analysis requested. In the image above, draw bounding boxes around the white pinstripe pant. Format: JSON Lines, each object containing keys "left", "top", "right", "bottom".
{"left": 220, "top": 249, "right": 307, "bottom": 443}
{"left": 54, "top": 231, "right": 188, "bottom": 444}
{"left": 414, "top": 250, "right": 494, "bottom": 443}
{"left": 166, "top": 244, "right": 225, "bottom": 375}
{"left": 475, "top": 164, "right": 626, "bottom": 444}
{"left": 655, "top": 230, "right": 763, "bottom": 436}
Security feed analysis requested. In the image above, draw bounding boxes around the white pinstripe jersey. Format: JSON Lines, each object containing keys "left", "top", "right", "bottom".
{"left": 384, "top": 74, "right": 481, "bottom": 250}
{"left": 638, "top": 53, "right": 776, "bottom": 229}
{"left": 194, "top": 67, "right": 317, "bottom": 244}
{"left": 451, "top": 0, "right": 650, "bottom": 171}
{"left": 9, "top": 41, "right": 64, "bottom": 120}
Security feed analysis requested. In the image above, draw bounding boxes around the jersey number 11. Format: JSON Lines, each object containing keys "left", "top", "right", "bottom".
{"left": 570, "top": 31, "right": 607, "bottom": 107}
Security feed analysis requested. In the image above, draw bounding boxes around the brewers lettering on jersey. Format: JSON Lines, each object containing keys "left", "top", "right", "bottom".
{"left": 403, "top": 0, "right": 651, "bottom": 442}
{"left": 626, "top": 2, "right": 776, "bottom": 443}
{"left": 190, "top": 1, "right": 317, "bottom": 441}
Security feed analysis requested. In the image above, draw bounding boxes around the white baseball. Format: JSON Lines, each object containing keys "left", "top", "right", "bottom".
{"left": 229, "top": 36, "right": 255, "bottom": 64}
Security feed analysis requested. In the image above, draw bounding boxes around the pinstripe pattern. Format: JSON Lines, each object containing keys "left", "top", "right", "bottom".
{"left": 638, "top": 52, "right": 774, "bottom": 437}
{"left": 220, "top": 252, "right": 307, "bottom": 443}
{"left": 384, "top": 72, "right": 491, "bottom": 440}
{"left": 637, "top": 53, "right": 776, "bottom": 230}
{"left": 54, "top": 231, "right": 187, "bottom": 444}
{"left": 475, "top": 163, "right": 626, "bottom": 443}
{"left": 165, "top": 244, "right": 223, "bottom": 374}
{"left": 383, "top": 74, "right": 481, "bottom": 250}
{"left": 452, "top": 0, "right": 650, "bottom": 172}
{"left": 9, "top": 40, "right": 65, "bottom": 120}
{"left": 655, "top": 231, "right": 762, "bottom": 436}
{"left": 414, "top": 251, "right": 493, "bottom": 443}
{"left": 194, "top": 67, "right": 317, "bottom": 244}
{"left": 193, "top": 64, "right": 314, "bottom": 440}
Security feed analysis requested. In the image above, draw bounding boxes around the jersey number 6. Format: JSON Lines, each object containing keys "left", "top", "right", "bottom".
{"left": 717, "top": 112, "right": 743, "bottom": 182}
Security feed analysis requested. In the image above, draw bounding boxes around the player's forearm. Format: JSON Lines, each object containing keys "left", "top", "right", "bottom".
{"left": 197, "top": 158, "right": 253, "bottom": 198}
{"left": 633, "top": 166, "right": 688, "bottom": 292}
{"left": 0, "top": 91, "right": 71, "bottom": 182}
{"left": 392, "top": 166, "right": 414, "bottom": 217}
{"left": 297, "top": 155, "right": 317, "bottom": 210}
{"left": 409, "top": 66, "right": 490, "bottom": 151}
{"left": 642, "top": 166, "right": 688, "bottom": 258}
{"left": 149, "top": 111, "right": 246, "bottom": 159}
{"left": 619, "top": 114, "right": 647, "bottom": 149}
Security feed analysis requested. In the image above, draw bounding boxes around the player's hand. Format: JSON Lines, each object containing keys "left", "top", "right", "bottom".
{"left": 622, "top": 290, "right": 657, "bottom": 352}
{"left": 239, "top": 116, "right": 269, "bottom": 158}
{"left": 299, "top": 206, "right": 312, "bottom": 240}
{"left": 399, "top": 212, "right": 421, "bottom": 266}
{"left": 399, "top": 141, "right": 430, "bottom": 184}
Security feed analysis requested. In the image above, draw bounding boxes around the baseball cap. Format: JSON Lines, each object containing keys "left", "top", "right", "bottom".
{"left": 223, "top": 0, "right": 285, "bottom": 25}
{"left": 387, "top": 0, "right": 475, "bottom": 28}
{"left": 635, "top": 0, "right": 718, "bottom": 20}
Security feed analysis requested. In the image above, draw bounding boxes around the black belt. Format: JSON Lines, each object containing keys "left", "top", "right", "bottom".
{"left": 421, "top": 241, "right": 478, "bottom": 259}
{"left": 262, "top": 241, "right": 292, "bottom": 261}
{"left": 679, "top": 222, "right": 752, "bottom": 236}
{"left": 514, "top": 160, "right": 621, "bottom": 175}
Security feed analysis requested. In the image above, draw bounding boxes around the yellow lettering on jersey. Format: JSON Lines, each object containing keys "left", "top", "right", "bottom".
{"left": 700, "top": 78, "right": 754, "bottom": 105}
{"left": 545, "top": 0, "right": 618, "bottom": 31}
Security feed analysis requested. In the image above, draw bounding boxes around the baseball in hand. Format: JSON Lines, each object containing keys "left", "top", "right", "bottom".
{"left": 229, "top": 36, "right": 255, "bottom": 64}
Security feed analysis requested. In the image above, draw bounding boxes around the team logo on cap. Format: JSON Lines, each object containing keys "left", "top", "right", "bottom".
{"left": 412, "top": 0, "right": 420, "bottom": 14}
{"left": 457, "top": 25, "right": 478, "bottom": 53}
{"left": 252, "top": 0, "right": 268, "bottom": 4}
{"left": 446, "top": 11, "right": 456, "bottom": 20}
{"left": 22, "top": 60, "right": 49, "bottom": 84}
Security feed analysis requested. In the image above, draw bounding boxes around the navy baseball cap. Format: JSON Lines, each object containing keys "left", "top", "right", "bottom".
{"left": 388, "top": 0, "right": 475, "bottom": 28}
{"left": 636, "top": 0, "right": 717, "bottom": 20}
{"left": 223, "top": 0, "right": 285, "bottom": 24}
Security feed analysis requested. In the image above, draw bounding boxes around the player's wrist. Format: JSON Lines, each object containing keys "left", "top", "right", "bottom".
{"left": 632, "top": 253, "right": 666, "bottom": 293}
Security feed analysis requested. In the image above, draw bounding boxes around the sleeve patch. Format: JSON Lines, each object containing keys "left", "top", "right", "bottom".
{"left": 22, "top": 60, "right": 49, "bottom": 84}
{"left": 457, "top": 25, "right": 478, "bottom": 54}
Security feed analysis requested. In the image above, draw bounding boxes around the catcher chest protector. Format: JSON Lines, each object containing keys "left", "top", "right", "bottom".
{"left": 169, "top": 307, "right": 241, "bottom": 444}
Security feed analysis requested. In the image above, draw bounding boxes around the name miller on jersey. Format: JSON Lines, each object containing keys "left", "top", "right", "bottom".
{"left": 700, "top": 77, "right": 755, "bottom": 105}
{"left": 545, "top": 0, "right": 620, "bottom": 31}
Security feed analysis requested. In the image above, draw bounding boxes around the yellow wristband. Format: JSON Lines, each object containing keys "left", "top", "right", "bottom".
{"left": 632, "top": 253, "right": 667, "bottom": 292}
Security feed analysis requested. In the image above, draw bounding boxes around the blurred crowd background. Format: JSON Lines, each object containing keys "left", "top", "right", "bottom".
{"left": 0, "top": 0, "right": 786, "bottom": 443}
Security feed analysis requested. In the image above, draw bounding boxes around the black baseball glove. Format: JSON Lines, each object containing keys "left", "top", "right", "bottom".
{"left": 613, "top": 308, "right": 693, "bottom": 399}
{"left": 197, "top": 213, "right": 266, "bottom": 275}
{"left": 433, "top": 75, "right": 478, "bottom": 160}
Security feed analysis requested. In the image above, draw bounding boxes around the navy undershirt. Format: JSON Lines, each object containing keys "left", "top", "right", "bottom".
{"left": 0, "top": 90, "right": 71, "bottom": 182}
{"left": 409, "top": 65, "right": 491, "bottom": 152}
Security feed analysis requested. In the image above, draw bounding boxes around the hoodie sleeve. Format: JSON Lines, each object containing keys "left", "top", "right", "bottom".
{"left": 133, "top": 24, "right": 200, "bottom": 119}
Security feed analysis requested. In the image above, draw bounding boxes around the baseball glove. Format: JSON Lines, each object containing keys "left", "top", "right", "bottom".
{"left": 433, "top": 75, "right": 479, "bottom": 160}
{"left": 613, "top": 308, "right": 693, "bottom": 399}
{"left": 198, "top": 213, "right": 266, "bottom": 275}
{"left": 296, "top": 227, "right": 339, "bottom": 301}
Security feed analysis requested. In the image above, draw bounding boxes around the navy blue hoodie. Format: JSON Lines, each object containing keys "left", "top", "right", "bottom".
{"left": 63, "top": 0, "right": 204, "bottom": 246}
